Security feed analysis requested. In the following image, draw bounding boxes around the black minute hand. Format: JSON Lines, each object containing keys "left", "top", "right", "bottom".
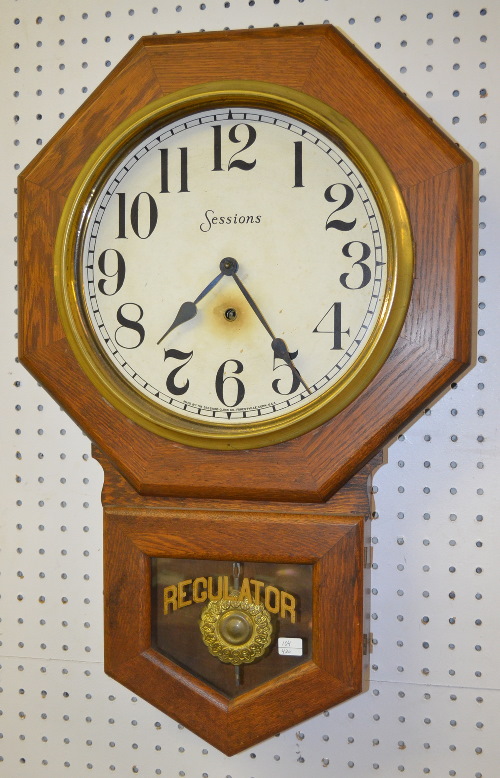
{"left": 222, "top": 257, "right": 311, "bottom": 396}
{"left": 270, "top": 337, "right": 311, "bottom": 395}
{"left": 231, "top": 272, "right": 275, "bottom": 341}
{"left": 157, "top": 270, "right": 224, "bottom": 345}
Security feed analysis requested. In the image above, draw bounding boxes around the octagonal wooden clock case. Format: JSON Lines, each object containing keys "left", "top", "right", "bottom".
{"left": 18, "top": 26, "right": 473, "bottom": 755}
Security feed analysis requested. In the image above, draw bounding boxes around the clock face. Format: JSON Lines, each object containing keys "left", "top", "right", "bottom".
{"left": 59, "top": 84, "right": 412, "bottom": 447}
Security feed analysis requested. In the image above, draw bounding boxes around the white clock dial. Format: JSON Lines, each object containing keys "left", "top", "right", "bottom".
{"left": 80, "top": 105, "right": 388, "bottom": 428}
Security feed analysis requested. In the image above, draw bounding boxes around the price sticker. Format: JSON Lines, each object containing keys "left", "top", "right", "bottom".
{"left": 278, "top": 637, "right": 303, "bottom": 656}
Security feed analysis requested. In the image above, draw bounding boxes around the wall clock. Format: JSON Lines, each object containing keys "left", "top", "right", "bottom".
{"left": 18, "top": 25, "right": 473, "bottom": 755}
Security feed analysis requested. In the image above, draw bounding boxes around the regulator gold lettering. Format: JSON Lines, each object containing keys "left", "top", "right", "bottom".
{"left": 163, "top": 575, "right": 296, "bottom": 622}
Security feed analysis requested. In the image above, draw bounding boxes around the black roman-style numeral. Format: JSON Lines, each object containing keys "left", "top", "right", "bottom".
{"left": 159, "top": 147, "right": 189, "bottom": 193}
{"left": 340, "top": 241, "right": 372, "bottom": 289}
{"left": 115, "top": 303, "right": 145, "bottom": 349}
{"left": 97, "top": 249, "right": 126, "bottom": 296}
{"left": 272, "top": 348, "right": 301, "bottom": 395}
{"left": 324, "top": 183, "right": 356, "bottom": 232}
{"left": 116, "top": 192, "right": 158, "bottom": 239}
{"left": 164, "top": 349, "right": 193, "bottom": 395}
{"left": 313, "top": 302, "right": 350, "bottom": 350}
{"left": 293, "top": 141, "right": 304, "bottom": 188}
{"left": 212, "top": 124, "right": 257, "bottom": 172}
{"left": 215, "top": 359, "right": 245, "bottom": 406}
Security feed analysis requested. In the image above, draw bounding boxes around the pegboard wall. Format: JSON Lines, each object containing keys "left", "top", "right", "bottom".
{"left": 1, "top": 1, "right": 497, "bottom": 776}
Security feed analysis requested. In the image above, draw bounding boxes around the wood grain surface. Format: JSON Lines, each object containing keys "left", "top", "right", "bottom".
{"left": 17, "top": 25, "right": 474, "bottom": 752}
{"left": 18, "top": 25, "right": 473, "bottom": 501}
{"left": 18, "top": 25, "right": 473, "bottom": 502}
{"left": 104, "top": 500, "right": 364, "bottom": 754}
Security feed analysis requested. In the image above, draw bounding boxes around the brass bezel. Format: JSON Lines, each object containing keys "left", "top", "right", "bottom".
{"left": 55, "top": 80, "right": 414, "bottom": 450}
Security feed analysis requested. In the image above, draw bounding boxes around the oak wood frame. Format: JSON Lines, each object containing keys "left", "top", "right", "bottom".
{"left": 104, "top": 504, "right": 365, "bottom": 755}
{"left": 98, "top": 446, "right": 373, "bottom": 754}
{"left": 17, "top": 22, "right": 473, "bottom": 754}
{"left": 18, "top": 24, "right": 474, "bottom": 502}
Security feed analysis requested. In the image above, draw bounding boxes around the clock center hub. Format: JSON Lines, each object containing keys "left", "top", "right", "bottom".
{"left": 220, "top": 257, "right": 239, "bottom": 276}
{"left": 224, "top": 308, "right": 237, "bottom": 322}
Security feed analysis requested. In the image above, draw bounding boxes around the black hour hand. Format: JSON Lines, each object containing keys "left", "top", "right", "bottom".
{"left": 157, "top": 270, "right": 224, "bottom": 344}
{"left": 157, "top": 301, "right": 197, "bottom": 344}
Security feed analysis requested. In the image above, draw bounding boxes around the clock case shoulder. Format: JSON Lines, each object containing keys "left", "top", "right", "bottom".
{"left": 18, "top": 24, "right": 475, "bottom": 502}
